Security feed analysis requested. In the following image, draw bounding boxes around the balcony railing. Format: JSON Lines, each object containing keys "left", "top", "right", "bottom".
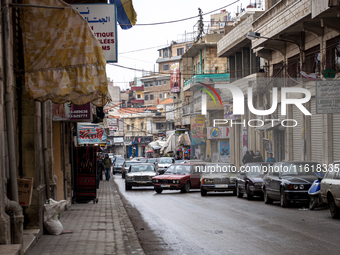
{"left": 184, "top": 72, "right": 229, "bottom": 88}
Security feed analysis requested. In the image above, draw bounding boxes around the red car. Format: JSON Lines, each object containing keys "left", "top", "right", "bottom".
{"left": 152, "top": 163, "right": 205, "bottom": 193}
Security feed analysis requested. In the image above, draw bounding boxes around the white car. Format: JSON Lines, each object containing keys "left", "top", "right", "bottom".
{"left": 156, "top": 157, "right": 175, "bottom": 175}
{"left": 321, "top": 161, "right": 340, "bottom": 219}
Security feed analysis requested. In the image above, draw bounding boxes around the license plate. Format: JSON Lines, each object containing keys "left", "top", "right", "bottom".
{"left": 137, "top": 181, "right": 147, "bottom": 184}
{"left": 161, "top": 185, "right": 170, "bottom": 188}
{"left": 215, "top": 184, "right": 228, "bottom": 188}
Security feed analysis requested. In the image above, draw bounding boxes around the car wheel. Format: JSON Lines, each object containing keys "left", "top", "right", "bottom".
{"left": 264, "top": 188, "right": 273, "bottom": 204}
{"left": 232, "top": 189, "right": 237, "bottom": 196}
{"left": 181, "top": 181, "right": 190, "bottom": 193}
{"left": 122, "top": 173, "right": 125, "bottom": 179}
{"left": 236, "top": 184, "right": 243, "bottom": 198}
{"left": 246, "top": 183, "right": 253, "bottom": 200}
{"left": 155, "top": 188, "right": 163, "bottom": 194}
{"left": 329, "top": 196, "right": 340, "bottom": 219}
{"left": 309, "top": 195, "right": 318, "bottom": 211}
{"left": 280, "top": 187, "right": 289, "bottom": 208}
{"left": 125, "top": 183, "right": 132, "bottom": 191}
{"left": 201, "top": 188, "right": 207, "bottom": 196}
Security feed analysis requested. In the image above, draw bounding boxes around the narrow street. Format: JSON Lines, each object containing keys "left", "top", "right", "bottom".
{"left": 114, "top": 175, "right": 339, "bottom": 255}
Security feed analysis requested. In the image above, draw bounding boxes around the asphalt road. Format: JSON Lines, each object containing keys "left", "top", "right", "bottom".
{"left": 114, "top": 174, "right": 339, "bottom": 255}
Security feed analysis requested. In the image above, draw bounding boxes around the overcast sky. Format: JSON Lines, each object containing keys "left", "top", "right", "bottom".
{"left": 106, "top": 0, "right": 264, "bottom": 90}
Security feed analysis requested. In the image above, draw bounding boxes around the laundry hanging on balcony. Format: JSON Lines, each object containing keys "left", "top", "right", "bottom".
{"left": 22, "top": 0, "right": 109, "bottom": 107}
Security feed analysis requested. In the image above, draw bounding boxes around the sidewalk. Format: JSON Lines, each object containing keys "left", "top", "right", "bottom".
{"left": 27, "top": 178, "right": 145, "bottom": 255}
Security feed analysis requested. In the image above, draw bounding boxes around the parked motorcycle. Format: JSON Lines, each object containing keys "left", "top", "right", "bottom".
{"left": 308, "top": 172, "right": 325, "bottom": 210}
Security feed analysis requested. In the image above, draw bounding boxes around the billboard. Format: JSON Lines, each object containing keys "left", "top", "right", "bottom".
{"left": 77, "top": 123, "right": 107, "bottom": 144}
{"left": 170, "top": 62, "right": 180, "bottom": 93}
{"left": 207, "top": 127, "right": 230, "bottom": 139}
{"left": 73, "top": 4, "right": 117, "bottom": 62}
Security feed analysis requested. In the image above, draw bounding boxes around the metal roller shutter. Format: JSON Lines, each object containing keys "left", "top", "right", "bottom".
{"left": 292, "top": 106, "right": 303, "bottom": 161}
{"left": 333, "top": 113, "right": 340, "bottom": 161}
{"left": 311, "top": 100, "right": 323, "bottom": 162}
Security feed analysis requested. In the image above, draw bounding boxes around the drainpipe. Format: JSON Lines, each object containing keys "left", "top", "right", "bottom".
{"left": 42, "top": 102, "right": 51, "bottom": 199}
{"left": 3, "top": 0, "right": 18, "bottom": 203}
{"left": 5, "top": 198, "right": 24, "bottom": 255}
{"left": 3, "top": 2, "right": 24, "bottom": 253}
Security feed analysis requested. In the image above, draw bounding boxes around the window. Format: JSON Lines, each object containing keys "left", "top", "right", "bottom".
{"left": 164, "top": 93, "right": 167, "bottom": 99}
{"left": 150, "top": 94, "right": 154, "bottom": 100}
{"left": 155, "top": 81, "right": 158, "bottom": 86}
{"left": 137, "top": 94, "right": 141, "bottom": 99}
{"left": 156, "top": 123, "right": 164, "bottom": 129}
{"left": 145, "top": 95, "right": 148, "bottom": 100}
{"left": 159, "top": 51, "right": 161, "bottom": 57}
{"left": 159, "top": 93, "right": 162, "bottom": 99}
{"left": 144, "top": 82, "right": 148, "bottom": 87}
{"left": 163, "top": 80, "right": 166, "bottom": 85}
{"left": 163, "top": 49, "right": 169, "bottom": 58}
{"left": 132, "top": 124, "right": 134, "bottom": 131}
{"left": 141, "top": 122, "right": 144, "bottom": 130}
{"left": 156, "top": 93, "right": 158, "bottom": 97}
{"left": 163, "top": 64, "right": 169, "bottom": 71}
{"left": 305, "top": 45, "right": 320, "bottom": 74}
{"left": 149, "top": 82, "right": 153, "bottom": 87}
{"left": 326, "top": 36, "right": 340, "bottom": 73}
{"left": 127, "top": 125, "right": 130, "bottom": 131}
{"left": 177, "top": 48, "right": 184, "bottom": 56}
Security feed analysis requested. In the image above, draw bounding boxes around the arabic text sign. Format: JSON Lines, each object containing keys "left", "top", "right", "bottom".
{"left": 316, "top": 81, "right": 340, "bottom": 114}
{"left": 73, "top": 4, "right": 117, "bottom": 62}
{"left": 77, "top": 124, "right": 107, "bottom": 144}
{"left": 52, "top": 103, "right": 92, "bottom": 122}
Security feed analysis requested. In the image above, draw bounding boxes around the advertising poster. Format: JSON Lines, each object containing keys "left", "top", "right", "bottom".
{"left": 219, "top": 141, "right": 230, "bottom": 163}
{"left": 170, "top": 62, "right": 180, "bottom": 93}
{"left": 52, "top": 103, "right": 92, "bottom": 122}
{"left": 77, "top": 123, "right": 107, "bottom": 144}
{"left": 224, "top": 104, "right": 239, "bottom": 120}
{"left": 190, "top": 115, "right": 205, "bottom": 145}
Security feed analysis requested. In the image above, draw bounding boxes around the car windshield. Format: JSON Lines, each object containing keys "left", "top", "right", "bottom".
{"left": 130, "top": 165, "right": 154, "bottom": 172}
{"left": 175, "top": 160, "right": 185, "bottom": 164}
{"left": 125, "top": 162, "right": 139, "bottom": 167}
{"left": 205, "top": 164, "right": 236, "bottom": 174}
{"left": 139, "top": 158, "right": 148, "bottom": 163}
{"left": 159, "top": 158, "right": 173, "bottom": 164}
{"left": 148, "top": 158, "right": 156, "bottom": 163}
{"left": 116, "top": 159, "right": 125, "bottom": 165}
{"left": 281, "top": 163, "right": 325, "bottom": 176}
{"left": 165, "top": 165, "right": 191, "bottom": 175}
{"left": 245, "top": 165, "right": 263, "bottom": 175}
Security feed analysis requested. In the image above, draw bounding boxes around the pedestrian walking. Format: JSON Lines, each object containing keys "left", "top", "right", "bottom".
{"left": 242, "top": 151, "right": 253, "bottom": 164}
{"left": 103, "top": 154, "right": 112, "bottom": 181}
{"left": 249, "top": 150, "right": 255, "bottom": 161}
{"left": 204, "top": 155, "right": 212, "bottom": 162}
{"left": 265, "top": 152, "right": 276, "bottom": 163}
{"left": 253, "top": 150, "right": 263, "bottom": 162}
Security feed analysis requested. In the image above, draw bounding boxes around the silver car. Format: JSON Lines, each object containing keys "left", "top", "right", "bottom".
{"left": 200, "top": 163, "right": 238, "bottom": 196}
{"left": 321, "top": 161, "right": 340, "bottom": 219}
{"left": 125, "top": 163, "right": 157, "bottom": 191}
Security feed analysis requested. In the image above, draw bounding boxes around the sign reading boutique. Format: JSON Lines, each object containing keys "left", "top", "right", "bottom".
{"left": 207, "top": 127, "right": 230, "bottom": 139}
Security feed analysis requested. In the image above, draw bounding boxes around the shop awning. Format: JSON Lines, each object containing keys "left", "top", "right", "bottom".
{"left": 22, "top": 0, "right": 109, "bottom": 107}
{"left": 255, "top": 121, "right": 281, "bottom": 131}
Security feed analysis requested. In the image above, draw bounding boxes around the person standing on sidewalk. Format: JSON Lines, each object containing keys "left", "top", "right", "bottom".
{"left": 103, "top": 154, "right": 112, "bottom": 181}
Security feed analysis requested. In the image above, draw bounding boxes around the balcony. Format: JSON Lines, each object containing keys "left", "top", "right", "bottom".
{"left": 183, "top": 72, "right": 229, "bottom": 91}
{"left": 130, "top": 85, "right": 144, "bottom": 91}
{"left": 131, "top": 99, "right": 144, "bottom": 104}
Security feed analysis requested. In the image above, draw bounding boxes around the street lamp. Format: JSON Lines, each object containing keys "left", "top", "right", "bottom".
{"left": 246, "top": 32, "right": 298, "bottom": 46}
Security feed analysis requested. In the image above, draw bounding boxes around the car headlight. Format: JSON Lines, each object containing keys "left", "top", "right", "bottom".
{"left": 148, "top": 176, "right": 153, "bottom": 180}
{"left": 230, "top": 178, "right": 236, "bottom": 184}
{"left": 299, "top": 184, "right": 304, "bottom": 189}
{"left": 176, "top": 180, "right": 180, "bottom": 184}
{"left": 293, "top": 184, "right": 299, "bottom": 189}
{"left": 153, "top": 179, "right": 159, "bottom": 183}
{"left": 126, "top": 175, "right": 133, "bottom": 180}
{"left": 203, "top": 178, "right": 214, "bottom": 184}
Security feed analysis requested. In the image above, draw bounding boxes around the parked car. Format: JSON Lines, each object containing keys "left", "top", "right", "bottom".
{"left": 152, "top": 163, "right": 204, "bottom": 193}
{"left": 236, "top": 162, "right": 274, "bottom": 200}
{"left": 114, "top": 157, "right": 125, "bottom": 174}
{"left": 125, "top": 163, "right": 157, "bottom": 191}
{"left": 122, "top": 161, "right": 142, "bottom": 178}
{"left": 262, "top": 161, "right": 323, "bottom": 207}
{"left": 320, "top": 161, "right": 340, "bottom": 219}
{"left": 155, "top": 157, "right": 175, "bottom": 174}
{"left": 200, "top": 163, "right": 238, "bottom": 196}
